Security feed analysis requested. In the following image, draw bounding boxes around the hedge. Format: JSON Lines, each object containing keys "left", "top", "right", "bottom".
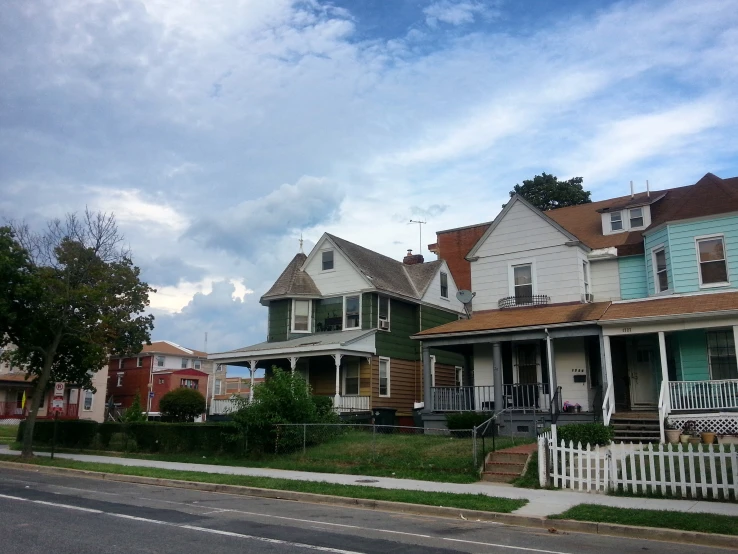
{"left": 17, "top": 420, "right": 98, "bottom": 449}
{"left": 556, "top": 422, "right": 613, "bottom": 446}
{"left": 445, "top": 412, "right": 493, "bottom": 430}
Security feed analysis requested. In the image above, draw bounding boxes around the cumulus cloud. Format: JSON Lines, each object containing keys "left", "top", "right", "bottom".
{"left": 424, "top": 1, "right": 496, "bottom": 27}
{"left": 139, "top": 256, "right": 208, "bottom": 288}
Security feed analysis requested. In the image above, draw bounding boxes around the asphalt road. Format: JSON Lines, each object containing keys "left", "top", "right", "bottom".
{"left": 0, "top": 467, "right": 731, "bottom": 554}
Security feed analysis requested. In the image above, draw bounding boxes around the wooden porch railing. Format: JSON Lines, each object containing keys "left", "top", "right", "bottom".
{"left": 332, "top": 395, "right": 370, "bottom": 412}
{"left": 669, "top": 379, "right": 738, "bottom": 412}
{"left": 0, "top": 401, "right": 27, "bottom": 419}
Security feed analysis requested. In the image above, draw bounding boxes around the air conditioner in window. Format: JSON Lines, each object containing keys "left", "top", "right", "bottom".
{"left": 378, "top": 320, "right": 390, "bottom": 331}
{"left": 582, "top": 293, "right": 594, "bottom": 303}
{"left": 215, "top": 364, "right": 223, "bottom": 372}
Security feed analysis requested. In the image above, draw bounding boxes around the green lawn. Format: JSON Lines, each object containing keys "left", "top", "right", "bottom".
{"left": 0, "top": 454, "right": 527, "bottom": 513}
{"left": 22, "top": 429, "right": 534, "bottom": 483}
{"left": 0, "top": 426, "right": 18, "bottom": 445}
{"left": 551, "top": 504, "right": 738, "bottom": 536}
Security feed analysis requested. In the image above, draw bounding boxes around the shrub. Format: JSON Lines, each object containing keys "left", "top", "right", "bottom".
{"left": 97, "top": 422, "right": 122, "bottom": 448}
{"left": 556, "top": 422, "right": 613, "bottom": 446}
{"left": 122, "top": 391, "right": 147, "bottom": 423}
{"left": 19, "top": 420, "right": 99, "bottom": 448}
{"left": 312, "top": 396, "right": 334, "bottom": 419}
{"left": 125, "top": 422, "right": 238, "bottom": 453}
{"left": 159, "top": 388, "right": 206, "bottom": 422}
{"left": 446, "top": 412, "right": 493, "bottom": 430}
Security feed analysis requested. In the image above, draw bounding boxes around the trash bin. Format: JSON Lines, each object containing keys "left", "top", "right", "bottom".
{"left": 412, "top": 405, "right": 424, "bottom": 429}
{"left": 372, "top": 407, "right": 397, "bottom": 427}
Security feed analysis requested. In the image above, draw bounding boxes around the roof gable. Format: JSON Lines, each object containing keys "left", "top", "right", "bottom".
{"left": 141, "top": 341, "right": 207, "bottom": 358}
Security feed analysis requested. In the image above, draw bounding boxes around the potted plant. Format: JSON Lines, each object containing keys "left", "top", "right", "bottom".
{"left": 701, "top": 427, "right": 716, "bottom": 445}
{"left": 664, "top": 420, "right": 680, "bottom": 444}
{"left": 680, "top": 420, "right": 696, "bottom": 445}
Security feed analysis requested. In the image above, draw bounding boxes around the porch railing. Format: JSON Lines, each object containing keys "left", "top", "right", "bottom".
{"left": 332, "top": 395, "right": 370, "bottom": 412}
{"left": 504, "top": 383, "right": 551, "bottom": 412}
{"left": 669, "top": 379, "right": 738, "bottom": 412}
{"left": 0, "top": 401, "right": 27, "bottom": 419}
{"left": 431, "top": 386, "right": 494, "bottom": 412}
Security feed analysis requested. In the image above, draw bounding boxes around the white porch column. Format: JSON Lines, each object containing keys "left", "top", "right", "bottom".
{"left": 248, "top": 359, "right": 258, "bottom": 401}
{"left": 658, "top": 331, "right": 669, "bottom": 385}
{"left": 545, "top": 332, "right": 557, "bottom": 413}
{"left": 332, "top": 353, "right": 342, "bottom": 404}
{"left": 289, "top": 356, "right": 299, "bottom": 375}
{"left": 422, "top": 346, "right": 432, "bottom": 412}
{"left": 602, "top": 335, "right": 615, "bottom": 423}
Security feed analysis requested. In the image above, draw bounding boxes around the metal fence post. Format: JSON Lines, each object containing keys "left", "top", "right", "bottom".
{"left": 473, "top": 426, "right": 477, "bottom": 468}
{"left": 372, "top": 423, "right": 376, "bottom": 460}
{"left": 303, "top": 423, "right": 307, "bottom": 456}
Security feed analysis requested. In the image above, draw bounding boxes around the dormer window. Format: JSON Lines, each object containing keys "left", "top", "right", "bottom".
{"left": 610, "top": 212, "right": 623, "bottom": 231}
{"left": 629, "top": 208, "right": 644, "bottom": 228}
{"left": 322, "top": 250, "right": 334, "bottom": 271}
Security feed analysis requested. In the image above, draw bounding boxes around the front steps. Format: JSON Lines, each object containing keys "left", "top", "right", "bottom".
{"left": 480, "top": 443, "right": 536, "bottom": 483}
{"left": 611, "top": 412, "right": 660, "bottom": 443}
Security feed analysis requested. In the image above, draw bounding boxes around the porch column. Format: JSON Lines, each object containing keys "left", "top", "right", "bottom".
{"left": 658, "top": 331, "right": 670, "bottom": 412}
{"left": 546, "top": 333, "right": 557, "bottom": 413}
{"left": 492, "top": 342, "right": 503, "bottom": 413}
{"left": 289, "top": 356, "right": 299, "bottom": 375}
{"left": 422, "top": 345, "right": 432, "bottom": 412}
{"left": 248, "top": 359, "right": 258, "bottom": 402}
{"left": 733, "top": 326, "right": 738, "bottom": 366}
{"left": 332, "top": 353, "right": 342, "bottom": 404}
{"left": 602, "top": 335, "right": 615, "bottom": 423}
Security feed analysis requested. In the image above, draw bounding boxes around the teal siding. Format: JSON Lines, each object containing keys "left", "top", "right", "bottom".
{"left": 268, "top": 300, "right": 291, "bottom": 342}
{"left": 643, "top": 226, "right": 672, "bottom": 294}
{"left": 618, "top": 255, "right": 648, "bottom": 299}
{"left": 375, "top": 299, "right": 419, "bottom": 360}
{"left": 667, "top": 215, "right": 738, "bottom": 293}
{"left": 421, "top": 306, "right": 465, "bottom": 367}
{"left": 673, "top": 330, "right": 710, "bottom": 381}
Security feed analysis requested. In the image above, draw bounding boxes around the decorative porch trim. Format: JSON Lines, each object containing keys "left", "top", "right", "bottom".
{"left": 667, "top": 413, "right": 738, "bottom": 435}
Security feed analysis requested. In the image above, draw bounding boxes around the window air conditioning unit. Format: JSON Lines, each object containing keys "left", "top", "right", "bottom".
{"left": 378, "top": 320, "right": 390, "bottom": 331}
{"left": 215, "top": 364, "right": 223, "bottom": 372}
{"left": 582, "top": 293, "right": 594, "bottom": 303}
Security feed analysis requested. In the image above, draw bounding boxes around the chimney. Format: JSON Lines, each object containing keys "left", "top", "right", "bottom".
{"left": 403, "top": 249, "right": 424, "bottom": 265}
{"left": 630, "top": 180, "right": 634, "bottom": 199}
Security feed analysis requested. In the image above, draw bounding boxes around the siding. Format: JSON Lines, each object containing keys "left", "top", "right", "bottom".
{"left": 674, "top": 330, "right": 710, "bottom": 381}
{"left": 375, "top": 299, "right": 418, "bottom": 360}
{"left": 667, "top": 215, "right": 738, "bottom": 293}
{"left": 590, "top": 259, "right": 621, "bottom": 301}
{"left": 362, "top": 292, "right": 377, "bottom": 330}
{"left": 371, "top": 357, "right": 419, "bottom": 415}
{"left": 473, "top": 343, "right": 494, "bottom": 388}
{"left": 308, "top": 355, "right": 372, "bottom": 397}
{"left": 618, "top": 255, "right": 648, "bottom": 299}
{"left": 554, "top": 337, "right": 590, "bottom": 411}
{"left": 268, "top": 300, "right": 291, "bottom": 342}
{"left": 643, "top": 226, "right": 672, "bottom": 295}
{"left": 304, "top": 242, "right": 369, "bottom": 296}
{"left": 420, "top": 261, "right": 465, "bottom": 313}
{"left": 422, "top": 305, "right": 465, "bottom": 367}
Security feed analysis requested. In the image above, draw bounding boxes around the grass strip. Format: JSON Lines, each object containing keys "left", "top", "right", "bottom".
{"left": 0, "top": 427, "right": 17, "bottom": 445}
{"left": 550, "top": 504, "right": 738, "bottom": 536}
{"left": 0, "top": 454, "right": 527, "bottom": 513}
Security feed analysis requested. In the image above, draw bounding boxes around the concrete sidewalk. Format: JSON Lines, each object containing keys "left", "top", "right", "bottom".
{"left": 2, "top": 445, "right": 737, "bottom": 517}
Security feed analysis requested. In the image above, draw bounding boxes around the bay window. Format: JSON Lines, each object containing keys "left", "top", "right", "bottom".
{"left": 344, "top": 295, "right": 360, "bottom": 329}
{"left": 292, "top": 299, "right": 311, "bottom": 332}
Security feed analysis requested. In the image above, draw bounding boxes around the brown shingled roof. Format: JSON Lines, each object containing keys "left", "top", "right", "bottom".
{"left": 601, "top": 292, "right": 738, "bottom": 321}
{"left": 415, "top": 302, "right": 611, "bottom": 337}
{"left": 261, "top": 253, "right": 321, "bottom": 301}
{"left": 140, "top": 341, "right": 207, "bottom": 358}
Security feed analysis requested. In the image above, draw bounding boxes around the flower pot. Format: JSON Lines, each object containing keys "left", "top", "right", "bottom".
{"left": 665, "top": 429, "right": 681, "bottom": 444}
{"left": 718, "top": 435, "right": 738, "bottom": 445}
{"left": 679, "top": 434, "right": 690, "bottom": 444}
{"left": 701, "top": 432, "right": 716, "bottom": 445}
{"left": 688, "top": 436, "right": 701, "bottom": 447}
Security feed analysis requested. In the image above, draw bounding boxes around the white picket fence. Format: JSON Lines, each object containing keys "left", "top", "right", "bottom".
{"left": 539, "top": 433, "right": 738, "bottom": 500}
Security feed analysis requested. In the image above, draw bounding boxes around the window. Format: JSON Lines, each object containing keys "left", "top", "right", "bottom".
{"left": 378, "top": 296, "right": 390, "bottom": 330}
{"left": 136, "top": 357, "right": 143, "bottom": 368}
{"left": 156, "top": 355, "right": 165, "bottom": 367}
{"left": 629, "top": 207, "right": 644, "bottom": 228}
{"left": 118, "top": 358, "right": 123, "bottom": 369}
{"left": 116, "top": 373, "right": 123, "bottom": 387}
{"left": 180, "top": 379, "right": 198, "bottom": 390}
{"left": 513, "top": 264, "right": 533, "bottom": 303}
{"left": 344, "top": 295, "right": 360, "bottom": 329}
{"left": 610, "top": 212, "right": 623, "bottom": 231}
{"left": 707, "top": 330, "right": 738, "bottom": 380}
{"left": 697, "top": 236, "right": 729, "bottom": 285}
{"left": 83, "top": 390, "right": 93, "bottom": 411}
{"left": 214, "top": 380, "right": 222, "bottom": 395}
{"left": 322, "top": 250, "right": 334, "bottom": 271}
{"left": 379, "top": 357, "right": 390, "bottom": 396}
{"left": 582, "top": 262, "right": 590, "bottom": 297}
{"left": 653, "top": 248, "right": 669, "bottom": 293}
{"left": 194, "top": 360, "right": 201, "bottom": 370}
{"left": 158, "top": 378, "right": 165, "bottom": 385}
{"left": 343, "top": 362, "right": 359, "bottom": 395}
{"left": 181, "top": 358, "right": 189, "bottom": 369}
{"left": 455, "top": 366, "right": 463, "bottom": 388}
{"left": 292, "top": 299, "right": 311, "bottom": 332}
{"left": 315, "top": 297, "right": 343, "bottom": 332}
{"left": 440, "top": 272, "right": 448, "bottom": 298}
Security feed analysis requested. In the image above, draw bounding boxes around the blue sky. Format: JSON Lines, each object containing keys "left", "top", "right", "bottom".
{"left": 2, "top": 0, "right": 738, "bottom": 377}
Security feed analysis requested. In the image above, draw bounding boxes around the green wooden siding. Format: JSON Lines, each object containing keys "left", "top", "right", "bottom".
{"left": 618, "top": 255, "right": 648, "bottom": 299}
{"left": 375, "top": 299, "right": 419, "bottom": 360}
{"left": 267, "top": 299, "right": 291, "bottom": 342}
{"left": 673, "top": 329, "right": 710, "bottom": 381}
{"left": 362, "top": 292, "right": 377, "bottom": 330}
{"left": 421, "top": 305, "right": 465, "bottom": 367}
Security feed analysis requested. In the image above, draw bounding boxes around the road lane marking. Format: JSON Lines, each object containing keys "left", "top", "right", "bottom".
{"left": 443, "top": 537, "right": 572, "bottom": 554}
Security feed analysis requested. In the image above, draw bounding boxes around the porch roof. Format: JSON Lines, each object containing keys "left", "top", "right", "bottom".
{"left": 208, "top": 329, "right": 376, "bottom": 362}
{"left": 414, "top": 301, "right": 611, "bottom": 338}
{"left": 601, "top": 291, "right": 738, "bottom": 322}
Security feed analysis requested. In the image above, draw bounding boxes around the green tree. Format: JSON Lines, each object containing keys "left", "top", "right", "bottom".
{"left": 1, "top": 210, "right": 154, "bottom": 457}
{"left": 159, "top": 388, "right": 206, "bottom": 422}
{"left": 507, "top": 173, "right": 591, "bottom": 211}
{"left": 122, "top": 391, "right": 147, "bottom": 422}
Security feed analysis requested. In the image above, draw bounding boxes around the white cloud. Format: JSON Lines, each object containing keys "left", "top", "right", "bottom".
{"left": 424, "top": 1, "right": 496, "bottom": 27}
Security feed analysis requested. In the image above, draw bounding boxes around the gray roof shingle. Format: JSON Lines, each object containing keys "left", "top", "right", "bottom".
{"left": 261, "top": 253, "right": 321, "bottom": 301}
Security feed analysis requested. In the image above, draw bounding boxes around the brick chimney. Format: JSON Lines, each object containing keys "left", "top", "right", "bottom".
{"left": 403, "top": 249, "right": 424, "bottom": 265}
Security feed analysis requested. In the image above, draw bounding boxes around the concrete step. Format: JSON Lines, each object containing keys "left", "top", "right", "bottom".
{"left": 487, "top": 452, "right": 530, "bottom": 464}
{"left": 612, "top": 423, "right": 660, "bottom": 430}
{"left": 481, "top": 471, "right": 520, "bottom": 483}
{"left": 484, "top": 461, "right": 526, "bottom": 473}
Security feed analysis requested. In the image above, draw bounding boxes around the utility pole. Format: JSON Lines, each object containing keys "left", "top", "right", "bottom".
{"left": 408, "top": 219, "right": 426, "bottom": 256}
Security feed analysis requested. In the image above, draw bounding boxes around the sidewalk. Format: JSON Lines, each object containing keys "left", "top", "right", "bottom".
{"left": 2, "top": 445, "right": 737, "bottom": 517}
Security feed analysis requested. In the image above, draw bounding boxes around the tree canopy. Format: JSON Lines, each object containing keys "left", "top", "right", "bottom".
{"left": 0, "top": 210, "right": 154, "bottom": 456}
{"left": 159, "top": 388, "right": 206, "bottom": 422}
{"left": 507, "top": 173, "right": 591, "bottom": 211}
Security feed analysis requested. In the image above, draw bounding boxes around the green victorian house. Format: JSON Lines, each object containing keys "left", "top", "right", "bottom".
{"left": 209, "top": 233, "right": 467, "bottom": 421}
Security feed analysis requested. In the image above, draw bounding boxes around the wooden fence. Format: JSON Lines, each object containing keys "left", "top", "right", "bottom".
{"left": 539, "top": 433, "right": 738, "bottom": 500}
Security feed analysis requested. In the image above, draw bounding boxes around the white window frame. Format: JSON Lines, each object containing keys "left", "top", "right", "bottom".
{"left": 629, "top": 207, "right": 644, "bottom": 229}
{"left": 430, "top": 355, "right": 436, "bottom": 387}
{"left": 440, "top": 272, "right": 449, "bottom": 299}
{"left": 156, "top": 355, "right": 165, "bottom": 367}
{"left": 181, "top": 358, "right": 189, "bottom": 369}
{"left": 582, "top": 261, "right": 590, "bottom": 297}
{"left": 651, "top": 245, "right": 670, "bottom": 294}
{"left": 706, "top": 329, "right": 738, "bottom": 380}
{"left": 116, "top": 373, "right": 123, "bottom": 387}
{"left": 342, "top": 361, "right": 360, "bottom": 396}
{"left": 508, "top": 260, "right": 537, "bottom": 303}
{"left": 343, "top": 294, "right": 361, "bottom": 330}
{"left": 378, "top": 296, "right": 390, "bottom": 331}
{"left": 193, "top": 359, "right": 201, "bottom": 370}
{"left": 214, "top": 379, "right": 222, "bottom": 395}
{"left": 695, "top": 234, "right": 730, "bottom": 288}
{"left": 158, "top": 378, "right": 165, "bottom": 385}
{"left": 379, "top": 357, "right": 390, "bottom": 397}
{"left": 136, "top": 357, "right": 143, "bottom": 368}
{"left": 610, "top": 211, "right": 623, "bottom": 232}
{"left": 321, "top": 250, "right": 334, "bottom": 272}
{"left": 454, "top": 366, "right": 463, "bottom": 387}
{"left": 82, "top": 389, "right": 94, "bottom": 411}
{"left": 291, "top": 299, "right": 312, "bottom": 333}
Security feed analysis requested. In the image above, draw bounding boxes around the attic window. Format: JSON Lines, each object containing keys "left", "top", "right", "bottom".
{"left": 629, "top": 207, "right": 644, "bottom": 228}
{"left": 322, "top": 250, "right": 334, "bottom": 271}
{"left": 610, "top": 212, "right": 623, "bottom": 231}
{"left": 440, "top": 272, "right": 448, "bottom": 298}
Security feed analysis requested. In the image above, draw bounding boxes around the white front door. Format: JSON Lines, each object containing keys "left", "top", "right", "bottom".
{"left": 629, "top": 346, "right": 657, "bottom": 408}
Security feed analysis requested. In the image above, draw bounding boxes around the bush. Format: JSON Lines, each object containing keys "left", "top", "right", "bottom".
{"left": 312, "top": 396, "right": 334, "bottom": 419}
{"left": 125, "top": 422, "right": 239, "bottom": 453}
{"left": 122, "top": 391, "right": 147, "bottom": 423}
{"left": 18, "top": 420, "right": 99, "bottom": 448}
{"left": 446, "top": 412, "right": 493, "bottom": 430}
{"left": 159, "top": 388, "right": 206, "bottom": 422}
{"left": 97, "top": 422, "right": 122, "bottom": 448}
{"left": 556, "top": 422, "right": 613, "bottom": 446}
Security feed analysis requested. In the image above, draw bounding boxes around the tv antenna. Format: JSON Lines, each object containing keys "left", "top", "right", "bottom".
{"left": 408, "top": 219, "right": 426, "bottom": 256}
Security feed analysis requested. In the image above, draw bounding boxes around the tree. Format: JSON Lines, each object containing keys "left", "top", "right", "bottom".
{"left": 122, "top": 391, "right": 147, "bottom": 423}
{"left": 1, "top": 210, "right": 154, "bottom": 457}
{"left": 506, "top": 173, "right": 591, "bottom": 211}
{"left": 159, "top": 388, "right": 206, "bottom": 422}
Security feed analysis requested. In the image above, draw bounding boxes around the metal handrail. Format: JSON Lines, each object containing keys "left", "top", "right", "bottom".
{"left": 498, "top": 295, "right": 551, "bottom": 309}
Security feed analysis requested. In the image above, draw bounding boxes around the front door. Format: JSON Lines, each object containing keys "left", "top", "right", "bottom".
{"left": 628, "top": 344, "right": 657, "bottom": 408}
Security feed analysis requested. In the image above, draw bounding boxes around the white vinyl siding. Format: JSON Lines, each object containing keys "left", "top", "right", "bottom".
{"left": 589, "top": 259, "right": 621, "bottom": 301}
{"left": 420, "top": 262, "right": 465, "bottom": 312}
{"left": 304, "top": 242, "right": 369, "bottom": 296}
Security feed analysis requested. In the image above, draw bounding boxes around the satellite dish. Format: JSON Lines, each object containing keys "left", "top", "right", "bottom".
{"left": 456, "top": 290, "right": 476, "bottom": 304}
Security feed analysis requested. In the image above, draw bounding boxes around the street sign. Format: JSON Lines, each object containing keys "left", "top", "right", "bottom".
{"left": 51, "top": 398, "right": 64, "bottom": 413}
{"left": 149, "top": 392, "right": 155, "bottom": 398}
{"left": 54, "top": 382, "right": 65, "bottom": 396}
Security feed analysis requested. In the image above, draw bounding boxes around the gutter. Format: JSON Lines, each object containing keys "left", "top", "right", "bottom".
{"left": 411, "top": 319, "right": 602, "bottom": 341}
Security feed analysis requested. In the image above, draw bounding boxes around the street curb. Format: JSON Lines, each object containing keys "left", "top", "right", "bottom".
{"left": 0, "top": 460, "right": 735, "bottom": 550}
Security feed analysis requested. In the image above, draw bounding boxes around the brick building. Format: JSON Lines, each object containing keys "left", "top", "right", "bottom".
{"left": 428, "top": 221, "right": 491, "bottom": 292}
